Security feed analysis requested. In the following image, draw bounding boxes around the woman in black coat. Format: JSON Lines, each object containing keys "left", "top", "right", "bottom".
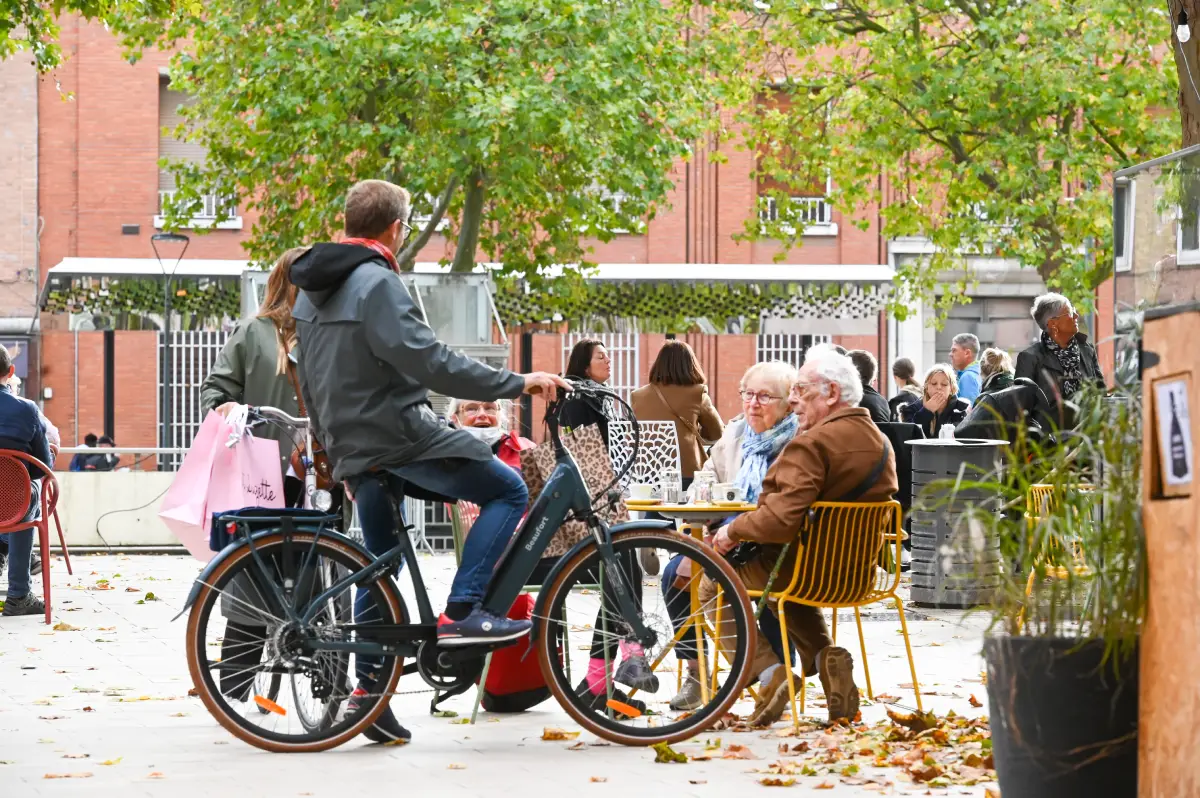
{"left": 559, "top": 338, "right": 613, "bottom": 442}
{"left": 900, "top": 364, "right": 971, "bottom": 437}
{"left": 1015, "top": 293, "right": 1105, "bottom": 430}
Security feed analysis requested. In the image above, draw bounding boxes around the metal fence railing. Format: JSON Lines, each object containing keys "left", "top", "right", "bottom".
{"left": 561, "top": 332, "right": 641, "bottom": 401}
{"left": 755, "top": 333, "right": 831, "bottom": 370}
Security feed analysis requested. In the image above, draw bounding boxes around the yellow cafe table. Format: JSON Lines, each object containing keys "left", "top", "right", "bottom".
{"left": 625, "top": 500, "right": 759, "bottom": 703}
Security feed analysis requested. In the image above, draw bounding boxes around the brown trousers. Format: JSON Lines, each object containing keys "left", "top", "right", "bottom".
{"left": 700, "top": 553, "right": 833, "bottom": 678}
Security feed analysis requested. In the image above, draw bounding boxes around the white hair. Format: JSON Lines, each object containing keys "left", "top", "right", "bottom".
{"left": 447, "top": 398, "right": 510, "bottom": 431}
{"left": 740, "top": 360, "right": 799, "bottom": 400}
{"left": 1031, "top": 293, "right": 1074, "bottom": 331}
{"left": 803, "top": 348, "right": 863, "bottom": 407}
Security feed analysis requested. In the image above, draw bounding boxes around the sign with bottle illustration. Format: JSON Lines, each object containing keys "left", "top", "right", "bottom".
{"left": 1153, "top": 372, "right": 1194, "bottom": 498}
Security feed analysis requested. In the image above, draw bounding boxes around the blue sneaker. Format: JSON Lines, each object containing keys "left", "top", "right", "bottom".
{"left": 437, "top": 608, "right": 532, "bottom": 648}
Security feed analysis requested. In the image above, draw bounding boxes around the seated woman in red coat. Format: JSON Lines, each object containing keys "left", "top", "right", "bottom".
{"left": 448, "top": 399, "right": 535, "bottom": 472}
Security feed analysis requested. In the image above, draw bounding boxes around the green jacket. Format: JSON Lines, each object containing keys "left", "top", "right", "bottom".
{"left": 200, "top": 316, "right": 300, "bottom": 477}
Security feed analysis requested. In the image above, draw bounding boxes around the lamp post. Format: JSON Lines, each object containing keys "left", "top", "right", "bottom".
{"left": 151, "top": 233, "right": 189, "bottom": 466}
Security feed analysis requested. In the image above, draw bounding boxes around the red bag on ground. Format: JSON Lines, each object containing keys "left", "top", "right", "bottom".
{"left": 479, "top": 593, "right": 553, "bottom": 713}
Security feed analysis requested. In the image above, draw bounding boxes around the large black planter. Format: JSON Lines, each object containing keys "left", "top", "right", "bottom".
{"left": 984, "top": 636, "right": 1138, "bottom": 798}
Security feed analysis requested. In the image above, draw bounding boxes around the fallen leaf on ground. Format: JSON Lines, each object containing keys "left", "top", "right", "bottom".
{"left": 125, "top": 587, "right": 140, "bottom": 593}
{"left": 874, "top": 693, "right": 900, "bottom": 703}
{"left": 652, "top": 741, "right": 687, "bottom": 764}
{"left": 52, "top": 622, "right": 80, "bottom": 632}
{"left": 37, "top": 716, "right": 66, "bottom": 721}
{"left": 82, "top": 706, "right": 94, "bottom": 712}
{"left": 447, "top": 763, "right": 467, "bottom": 770}
{"left": 431, "top": 709, "right": 457, "bottom": 718}
{"left": 887, "top": 707, "right": 939, "bottom": 733}
{"left": 589, "top": 776, "right": 608, "bottom": 783}
{"left": 721, "top": 744, "right": 759, "bottom": 760}
{"left": 381, "top": 739, "right": 408, "bottom": 747}
{"left": 99, "top": 758, "right": 122, "bottom": 766}
{"left": 62, "top": 754, "right": 89, "bottom": 759}
{"left": 985, "top": 787, "right": 1000, "bottom": 798}
{"left": 170, "top": 712, "right": 188, "bottom": 718}
{"left": 147, "top": 772, "right": 165, "bottom": 779}
{"left": 568, "top": 742, "right": 587, "bottom": 751}
{"left": 187, "top": 688, "right": 198, "bottom": 697}
{"left": 759, "top": 777, "right": 796, "bottom": 787}
{"left": 541, "top": 727, "right": 581, "bottom": 741}
{"left": 814, "top": 781, "right": 835, "bottom": 790}
{"left": 688, "top": 780, "right": 707, "bottom": 785}
{"left": 143, "top": 592, "right": 160, "bottom": 601}
{"left": 969, "top": 695, "right": 983, "bottom": 708}
{"left": 449, "top": 718, "right": 470, "bottom": 725}
{"left": 44, "top": 773, "right": 93, "bottom": 779}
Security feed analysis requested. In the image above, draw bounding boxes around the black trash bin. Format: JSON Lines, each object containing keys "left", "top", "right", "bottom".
{"left": 908, "top": 438, "right": 1008, "bottom": 608}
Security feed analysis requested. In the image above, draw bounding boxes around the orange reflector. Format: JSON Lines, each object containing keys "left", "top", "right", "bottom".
{"left": 606, "top": 699, "right": 642, "bottom": 718}
{"left": 254, "top": 695, "right": 286, "bottom": 716}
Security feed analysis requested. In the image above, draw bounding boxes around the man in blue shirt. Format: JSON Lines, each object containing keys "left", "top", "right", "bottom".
{"left": 0, "top": 344, "right": 51, "bottom": 617}
{"left": 950, "top": 333, "right": 981, "bottom": 403}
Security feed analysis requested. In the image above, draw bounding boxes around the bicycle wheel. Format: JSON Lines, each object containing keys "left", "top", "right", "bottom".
{"left": 185, "top": 531, "right": 406, "bottom": 752}
{"left": 536, "top": 528, "right": 755, "bottom": 745}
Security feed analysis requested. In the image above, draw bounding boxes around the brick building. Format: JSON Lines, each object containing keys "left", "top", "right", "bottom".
{"left": 4, "top": 19, "right": 1113, "bottom": 463}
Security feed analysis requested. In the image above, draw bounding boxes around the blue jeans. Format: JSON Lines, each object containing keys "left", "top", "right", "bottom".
{"left": 350, "top": 458, "right": 528, "bottom": 681}
{"left": 5, "top": 484, "right": 39, "bottom": 598}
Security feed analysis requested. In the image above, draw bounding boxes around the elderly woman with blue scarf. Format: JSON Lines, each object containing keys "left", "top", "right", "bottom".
{"left": 660, "top": 361, "right": 800, "bottom": 719}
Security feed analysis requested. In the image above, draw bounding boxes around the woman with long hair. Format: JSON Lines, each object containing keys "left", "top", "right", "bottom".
{"left": 888, "top": 357, "right": 923, "bottom": 421}
{"left": 202, "top": 246, "right": 309, "bottom": 504}
{"left": 559, "top": 337, "right": 613, "bottom": 442}
{"left": 630, "top": 341, "right": 723, "bottom": 484}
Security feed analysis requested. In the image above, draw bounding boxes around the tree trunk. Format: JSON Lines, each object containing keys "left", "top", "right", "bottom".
{"left": 396, "top": 176, "right": 459, "bottom": 271}
{"left": 1174, "top": 0, "right": 1200, "bottom": 147}
{"left": 450, "top": 168, "right": 486, "bottom": 273}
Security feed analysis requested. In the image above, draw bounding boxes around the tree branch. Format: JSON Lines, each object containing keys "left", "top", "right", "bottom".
{"left": 397, "top": 176, "right": 460, "bottom": 271}
{"left": 1084, "top": 115, "right": 1130, "bottom": 164}
{"left": 451, "top": 168, "right": 486, "bottom": 273}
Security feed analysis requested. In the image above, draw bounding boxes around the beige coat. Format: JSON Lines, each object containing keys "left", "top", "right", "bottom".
{"left": 698, "top": 416, "right": 749, "bottom": 483}
{"left": 630, "top": 382, "right": 723, "bottom": 477}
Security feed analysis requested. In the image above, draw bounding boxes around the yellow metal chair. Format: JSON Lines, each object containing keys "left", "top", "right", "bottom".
{"left": 746, "top": 500, "right": 920, "bottom": 728}
{"left": 1021, "top": 484, "right": 1095, "bottom": 608}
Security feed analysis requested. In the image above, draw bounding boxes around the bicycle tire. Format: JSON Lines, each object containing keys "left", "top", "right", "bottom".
{"left": 185, "top": 531, "right": 406, "bottom": 753}
{"left": 535, "top": 528, "right": 755, "bottom": 745}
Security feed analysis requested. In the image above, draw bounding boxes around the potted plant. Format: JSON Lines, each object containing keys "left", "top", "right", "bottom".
{"left": 927, "top": 373, "right": 1144, "bottom": 798}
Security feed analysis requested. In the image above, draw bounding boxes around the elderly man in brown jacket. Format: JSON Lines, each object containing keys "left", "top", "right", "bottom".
{"left": 712, "top": 347, "right": 898, "bottom": 724}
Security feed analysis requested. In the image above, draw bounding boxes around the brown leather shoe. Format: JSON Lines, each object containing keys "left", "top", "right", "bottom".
{"left": 748, "top": 666, "right": 795, "bottom": 726}
{"left": 818, "top": 646, "right": 860, "bottom": 723}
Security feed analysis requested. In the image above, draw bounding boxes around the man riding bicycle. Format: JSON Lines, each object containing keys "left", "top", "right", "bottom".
{"left": 289, "top": 179, "right": 568, "bottom": 742}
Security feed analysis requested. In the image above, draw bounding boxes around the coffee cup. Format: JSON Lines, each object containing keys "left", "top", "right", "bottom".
{"left": 629, "top": 483, "right": 655, "bottom": 500}
{"left": 712, "top": 483, "right": 741, "bottom": 503}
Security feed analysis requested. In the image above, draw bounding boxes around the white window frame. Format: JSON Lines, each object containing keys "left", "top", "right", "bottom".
{"left": 757, "top": 173, "right": 838, "bottom": 237}
{"left": 1177, "top": 193, "right": 1200, "bottom": 266}
{"left": 155, "top": 191, "right": 243, "bottom": 231}
{"left": 1114, "top": 179, "right": 1134, "bottom": 273}
{"left": 409, "top": 192, "right": 450, "bottom": 234}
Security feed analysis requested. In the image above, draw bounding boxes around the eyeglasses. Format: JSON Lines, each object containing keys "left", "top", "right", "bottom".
{"left": 460, "top": 403, "right": 499, "bottom": 415}
{"left": 739, "top": 390, "right": 782, "bottom": 405}
{"left": 399, "top": 219, "right": 413, "bottom": 243}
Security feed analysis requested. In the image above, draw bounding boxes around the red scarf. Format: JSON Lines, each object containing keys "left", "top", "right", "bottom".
{"left": 341, "top": 237, "right": 400, "bottom": 274}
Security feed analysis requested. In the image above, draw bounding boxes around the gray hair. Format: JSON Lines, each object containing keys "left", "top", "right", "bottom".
{"left": 448, "top": 398, "right": 510, "bottom": 431}
{"left": 803, "top": 348, "right": 864, "bottom": 407}
{"left": 951, "top": 333, "right": 979, "bottom": 356}
{"left": 740, "top": 361, "right": 799, "bottom": 401}
{"left": 1031, "top": 293, "right": 1074, "bottom": 331}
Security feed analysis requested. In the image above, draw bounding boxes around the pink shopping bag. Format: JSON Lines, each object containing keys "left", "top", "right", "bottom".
{"left": 159, "top": 411, "right": 232, "bottom": 562}
{"left": 204, "top": 430, "right": 286, "bottom": 521}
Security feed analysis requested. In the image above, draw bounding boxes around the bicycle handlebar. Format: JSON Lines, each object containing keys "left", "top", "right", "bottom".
{"left": 250, "top": 406, "right": 309, "bottom": 429}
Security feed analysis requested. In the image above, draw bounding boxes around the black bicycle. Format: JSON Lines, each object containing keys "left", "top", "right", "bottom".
{"left": 179, "top": 382, "right": 754, "bottom": 750}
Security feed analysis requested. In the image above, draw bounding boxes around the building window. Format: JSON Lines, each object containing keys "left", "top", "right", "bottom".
{"left": 1114, "top": 180, "right": 1134, "bottom": 273}
{"left": 156, "top": 77, "right": 242, "bottom": 230}
{"left": 1177, "top": 181, "right": 1200, "bottom": 267}
{"left": 581, "top": 184, "right": 643, "bottom": 235}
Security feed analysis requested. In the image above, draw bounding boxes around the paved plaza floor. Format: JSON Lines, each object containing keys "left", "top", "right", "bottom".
{"left": 1, "top": 553, "right": 997, "bottom": 797}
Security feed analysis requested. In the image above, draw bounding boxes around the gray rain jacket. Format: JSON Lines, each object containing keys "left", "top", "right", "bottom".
{"left": 290, "top": 244, "right": 525, "bottom": 482}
